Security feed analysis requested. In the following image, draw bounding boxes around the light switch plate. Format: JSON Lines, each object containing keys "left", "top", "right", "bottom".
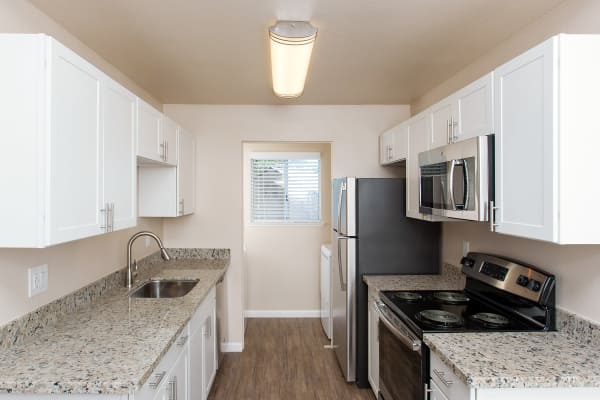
{"left": 462, "top": 240, "right": 470, "bottom": 257}
{"left": 28, "top": 264, "right": 48, "bottom": 297}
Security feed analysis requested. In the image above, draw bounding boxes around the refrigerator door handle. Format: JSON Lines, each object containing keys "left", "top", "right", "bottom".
{"left": 336, "top": 181, "right": 346, "bottom": 233}
{"left": 337, "top": 236, "right": 349, "bottom": 291}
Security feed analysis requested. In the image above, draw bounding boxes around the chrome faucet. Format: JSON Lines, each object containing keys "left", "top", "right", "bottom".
{"left": 127, "top": 231, "right": 171, "bottom": 289}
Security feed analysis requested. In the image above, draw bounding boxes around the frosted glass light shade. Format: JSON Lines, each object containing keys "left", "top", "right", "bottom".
{"left": 269, "top": 21, "right": 317, "bottom": 98}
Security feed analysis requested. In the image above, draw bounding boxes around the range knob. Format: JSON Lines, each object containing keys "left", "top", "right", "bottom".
{"left": 461, "top": 257, "right": 475, "bottom": 268}
{"left": 516, "top": 275, "right": 529, "bottom": 287}
{"left": 528, "top": 279, "right": 542, "bottom": 292}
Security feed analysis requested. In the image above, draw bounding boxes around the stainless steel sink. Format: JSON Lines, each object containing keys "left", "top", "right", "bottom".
{"left": 129, "top": 279, "right": 199, "bottom": 298}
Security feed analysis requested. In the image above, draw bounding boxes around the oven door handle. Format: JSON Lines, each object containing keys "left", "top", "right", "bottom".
{"left": 376, "top": 302, "right": 421, "bottom": 353}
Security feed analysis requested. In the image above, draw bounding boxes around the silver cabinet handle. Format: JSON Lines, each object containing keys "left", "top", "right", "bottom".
{"left": 447, "top": 119, "right": 452, "bottom": 144}
{"left": 178, "top": 199, "right": 184, "bottom": 216}
{"left": 489, "top": 200, "right": 499, "bottom": 231}
{"left": 452, "top": 118, "right": 458, "bottom": 142}
{"left": 432, "top": 368, "right": 454, "bottom": 386}
{"left": 109, "top": 202, "right": 115, "bottom": 232}
{"left": 177, "top": 335, "right": 189, "bottom": 346}
{"left": 100, "top": 202, "right": 109, "bottom": 231}
{"left": 166, "top": 141, "right": 169, "bottom": 162}
{"left": 168, "top": 376, "right": 177, "bottom": 400}
{"left": 424, "top": 383, "right": 433, "bottom": 399}
{"left": 203, "top": 318, "right": 211, "bottom": 337}
{"left": 148, "top": 371, "right": 166, "bottom": 389}
{"left": 159, "top": 141, "right": 165, "bottom": 161}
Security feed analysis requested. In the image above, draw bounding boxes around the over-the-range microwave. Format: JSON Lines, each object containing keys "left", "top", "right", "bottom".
{"left": 418, "top": 135, "right": 493, "bottom": 221}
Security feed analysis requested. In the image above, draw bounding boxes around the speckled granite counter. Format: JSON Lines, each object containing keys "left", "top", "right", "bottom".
{"left": 363, "top": 263, "right": 465, "bottom": 300}
{"left": 0, "top": 251, "right": 229, "bottom": 395}
{"left": 424, "top": 330, "right": 600, "bottom": 389}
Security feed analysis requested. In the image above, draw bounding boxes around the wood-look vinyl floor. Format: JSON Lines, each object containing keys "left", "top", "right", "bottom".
{"left": 208, "top": 318, "right": 376, "bottom": 400}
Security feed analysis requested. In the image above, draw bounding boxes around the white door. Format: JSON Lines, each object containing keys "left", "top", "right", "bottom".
{"left": 429, "top": 380, "right": 450, "bottom": 400}
{"left": 202, "top": 304, "right": 217, "bottom": 398}
{"left": 169, "top": 347, "right": 189, "bottom": 400}
{"left": 137, "top": 99, "right": 162, "bottom": 162}
{"left": 391, "top": 123, "right": 409, "bottom": 161}
{"left": 102, "top": 77, "right": 137, "bottom": 231}
{"left": 47, "top": 39, "right": 103, "bottom": 245}
{"left": 162, "top": 116, "right": 178, "bottom": 166}
{"left": 380, "top": 130, "right": 393, "bottom": 164}
{"left": 454, "top": 72, "right": 494, "bottom": 142}
{"left": 429, "top": 99, "right": 452, "bottom": 149}
{"left": 367, "top": 301, "right": 379, "bottom": 397}
{"left": 177, "top": 128, "right": 196, "bottom": 215}
{"left": 493, "top": 38, "right": 557, "bottom": 241}
{"left": 189, "top": 325, "right": 204, "bottom": 400}
{"left": 406, "top": 114, "right": 429, "bottom": 219}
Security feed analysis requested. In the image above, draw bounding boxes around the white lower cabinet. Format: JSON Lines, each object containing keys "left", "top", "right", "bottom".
{"left": 136, "top": 287, "right": 217, "bottom": 400}
{"left": 428, "top": 351, "right": 600, "bottom": 400}
{"left": 367, "top": 301, "right": 379, "bottom": 397}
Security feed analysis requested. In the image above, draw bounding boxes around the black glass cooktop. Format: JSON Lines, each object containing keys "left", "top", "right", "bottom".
{"left": 380, "top": 289, "right": 546, "bottom": 337}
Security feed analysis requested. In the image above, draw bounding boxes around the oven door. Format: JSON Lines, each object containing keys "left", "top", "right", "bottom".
{"left": 376, "top": 302, "right": 425, "bottom": 400}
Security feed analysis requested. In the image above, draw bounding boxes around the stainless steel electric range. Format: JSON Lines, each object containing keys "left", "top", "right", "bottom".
{"left": 376, "top": 252, "right": 556, "bottom": 400}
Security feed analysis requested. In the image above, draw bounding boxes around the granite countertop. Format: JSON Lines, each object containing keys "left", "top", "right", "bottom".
{"left": 425, "top": 330, "right": 600, "bottom": 389}
{"left": 0, "top": 257, "right": 228, "bottom": 395}
{"left": 363, "top": 264, "right": 466, "bottom": 292}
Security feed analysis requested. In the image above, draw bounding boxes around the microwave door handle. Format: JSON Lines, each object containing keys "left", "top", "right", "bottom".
{"left": 462, "top": 159, "right": 470, "bottom": 210}
{"left": 448, "top": 161, "right": 456, "bottom": 210}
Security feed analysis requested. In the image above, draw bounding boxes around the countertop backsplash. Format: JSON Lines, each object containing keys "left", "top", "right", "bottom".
{"left": 0, "top": 248, "right": 230, "bottom": 351}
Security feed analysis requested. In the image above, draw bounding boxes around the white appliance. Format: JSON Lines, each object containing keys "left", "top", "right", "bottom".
{"left": 320, "top": 244, "right": 332, "bottom": 339}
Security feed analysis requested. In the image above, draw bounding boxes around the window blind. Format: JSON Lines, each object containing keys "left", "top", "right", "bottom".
{"left": 250, "top": 153, "right": 321, "bottom": 223}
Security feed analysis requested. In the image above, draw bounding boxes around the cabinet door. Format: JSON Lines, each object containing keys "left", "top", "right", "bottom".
{"left": 168, "top": 347, "right": 188, "bottom": 400}
{"left": 429, "top": 100, "right": 452, "bottom": 149}
{"left": 162, "top": 117, "right": 178, "bottom": 166}
{"left": 454, "top": 72, "right": 493, "bottom": 142}
{"left": 406, "top": 114, "right": 429, "bottom": 219}
{"left": 102, "top": 77, "right": 137, "bottom": 231}
{"left": 177, "top": 128, "right": 196, "bottom": 215}
{"left": 391, "top": 123, "right": 408, "bottom": 162}
{"left": 189, "top": 327, "right": 204, "bottom": 400}
{"left": 380, "top": 131, "right": 393, "bottom": 164}
{"left": 202, "top": 302, "right": 217, "bottom": 398}
{"left": 367, "top": 302, "right": 379, "bottom": 397}
{"left": 493, "top": 38, "right": 557, "bottom": 241}
{"left": 47, "top": 39, "right": 104, "bottom": 245}
{"left": 137, "top": 99, "right": 162, "bottom": 162}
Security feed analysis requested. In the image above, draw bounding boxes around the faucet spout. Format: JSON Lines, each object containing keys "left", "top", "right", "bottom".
{"left": 126, "top": 231, "right": 171, "bottom": 289}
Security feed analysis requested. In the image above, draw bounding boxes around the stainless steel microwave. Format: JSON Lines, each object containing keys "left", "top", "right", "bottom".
{"left": 418, "top": 135, "right": 493, "bottom": 221}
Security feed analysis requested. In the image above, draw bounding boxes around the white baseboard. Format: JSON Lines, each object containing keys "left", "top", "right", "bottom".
{"left": 244, "top": 310, "right": 321, "bottom": 318}
{"left": 220, "top": 341, "right": 243, "bottom": 352}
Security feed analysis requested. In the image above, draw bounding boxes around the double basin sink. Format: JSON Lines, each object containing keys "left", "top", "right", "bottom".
{"left": 129, "top": 279, "right": 199, "bottom": 298}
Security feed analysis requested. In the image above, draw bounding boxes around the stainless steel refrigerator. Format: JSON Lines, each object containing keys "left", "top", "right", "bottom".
{"left": 331, "top": 177, "right": 440, "bottom": 386}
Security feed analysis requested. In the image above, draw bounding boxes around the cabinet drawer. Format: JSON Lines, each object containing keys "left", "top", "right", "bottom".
{"left": 430, "top": 351, "right": 471, "bottom": 399}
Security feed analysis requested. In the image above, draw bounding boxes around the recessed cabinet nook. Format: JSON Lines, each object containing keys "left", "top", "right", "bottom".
{"left": 380, "top": 33, "right": 600, "bottom": 245}
{"left": 0, "top": 34, "right": 196, "bottom": 248}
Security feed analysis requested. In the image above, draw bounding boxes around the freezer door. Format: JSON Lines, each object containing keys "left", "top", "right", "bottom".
{"left": 331, "top": 234, "right": 356, "bottom": 382}
{"left": 332, "top": 178, "right": 356, "bottom": 236}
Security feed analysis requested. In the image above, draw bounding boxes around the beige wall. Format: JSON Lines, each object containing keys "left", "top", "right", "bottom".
{"left": 412, "top": 0, "right": 600, "bottom": 114}
{"left": 243, "top": 142, "right": 331, "bottom": 313}
{"left": 0, "top": 0, "right": 161, "bottom": 109}
{"left": 0, "top": 0, "right": 166, "bottom": 326}
{"left": 162, "top": 105, "right": 410, "bottom": 347}
{"left": 413, "top": 0, "right": 600, "bottom": 323}
{"left": 0, "top": 220, "right": 162, "bottom": 325}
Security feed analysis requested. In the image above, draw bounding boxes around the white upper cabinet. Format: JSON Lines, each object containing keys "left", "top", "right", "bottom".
{"left": 102, "top": 77, "right": 137, "bottom": 232}
{"left": 427, "top": 72, "right": 493, "bottom": 149}
{"left": 379, "top": 122, "right": 408, "bottom": 165}
{"left": 137, "top": 100, "right": 178, "bottom": 166}
{"left": 406, "top": 113, "right": 429, "bottom": 219}
{"left": 493, "top": 34, "right": 600, "bottom": 244}
{"left": 0, "top": 34, "right": 137, "bottom": 247}
{"left": 178, "top": 128, "right": 196, "bottom": 216}
{"left": 138, "top": 126, "right": 196, "bottom": 217}
{"left": 48, "top": 37, "right": 104, "bottom": 245}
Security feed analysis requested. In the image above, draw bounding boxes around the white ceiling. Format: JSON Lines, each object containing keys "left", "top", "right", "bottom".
{"left": 29, "top": 0, "right": 564, "bottom": 105}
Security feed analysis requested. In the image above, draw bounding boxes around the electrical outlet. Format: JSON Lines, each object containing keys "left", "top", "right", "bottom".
{"left": 145, "top": 237, "right": 151, "bottom": 248}
{"left": 28, "top": 264, "right": 48, "bottom": 297}
{"left": 462, "top": 240, "right": 470, "bottom": 257}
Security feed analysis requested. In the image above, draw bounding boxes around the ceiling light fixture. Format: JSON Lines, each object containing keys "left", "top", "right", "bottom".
{"left": 269, "top": 20, "right": 317, "bottom": 98}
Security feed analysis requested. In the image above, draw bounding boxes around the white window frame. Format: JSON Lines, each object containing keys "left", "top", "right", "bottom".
{"left": 249, "top": 152, "right": 322, "bottom": 225}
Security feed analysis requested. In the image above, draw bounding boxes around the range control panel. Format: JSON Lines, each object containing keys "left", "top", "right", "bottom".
{"left": 460, "top": 252, "right": 555, "bottom": 305}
